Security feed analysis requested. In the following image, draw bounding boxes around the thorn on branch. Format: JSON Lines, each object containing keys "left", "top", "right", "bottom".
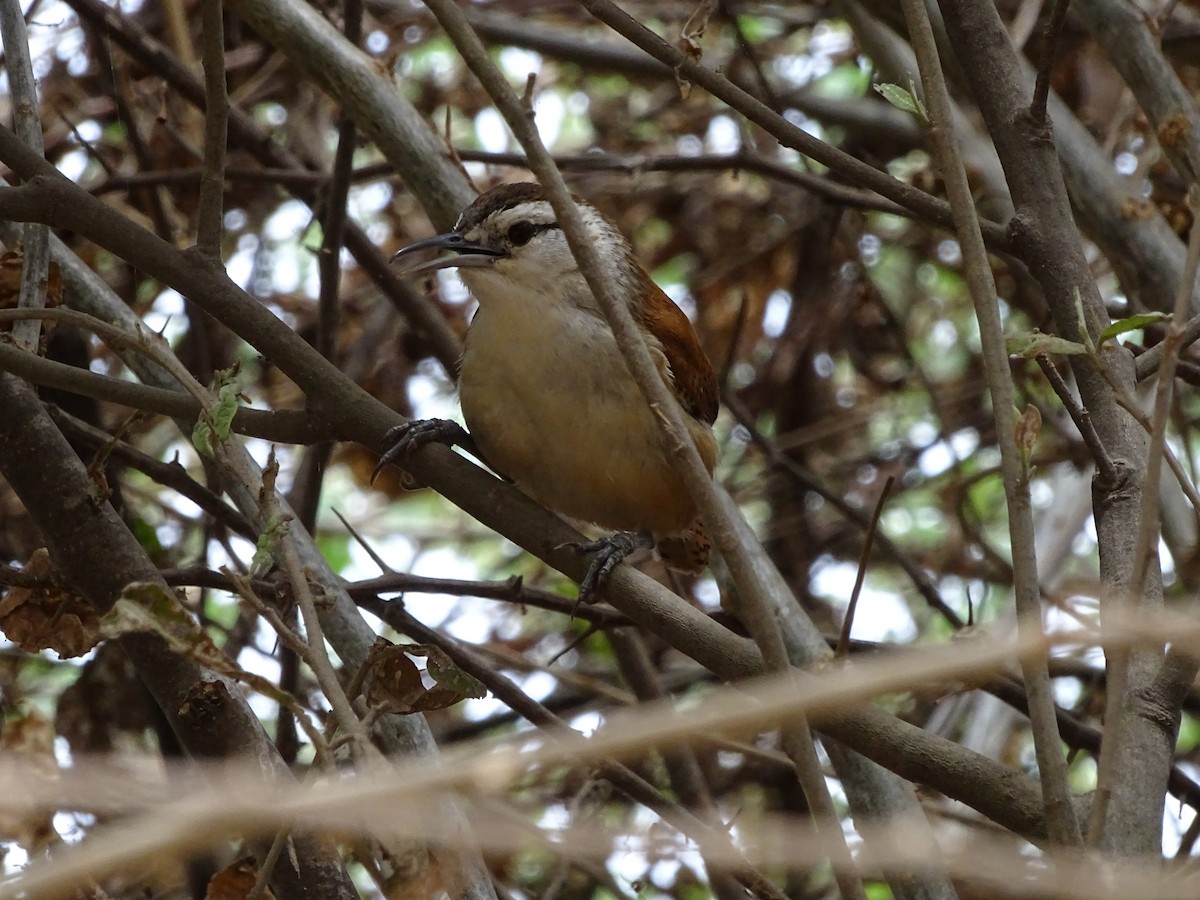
{"left": 520, "top": 72, "right": 537, "bottom": 116}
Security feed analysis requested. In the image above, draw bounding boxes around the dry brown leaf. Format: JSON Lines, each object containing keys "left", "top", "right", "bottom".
{"left": 205, "top": 856, "right": 277, "bottom": 900}
{"left": 0, "top": 549, "right": 101, "bottom": 659}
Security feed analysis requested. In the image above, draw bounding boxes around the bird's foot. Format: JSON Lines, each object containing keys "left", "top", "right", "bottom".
{"left": 370, "top": 419, "right": 471, "bottom": 485}
{"left": 562, "top": 531, "right": 655, "bottom": 605}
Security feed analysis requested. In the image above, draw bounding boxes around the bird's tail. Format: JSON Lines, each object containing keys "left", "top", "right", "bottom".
{"left": 656, "top": 516, "right": 711, "bottom": 573}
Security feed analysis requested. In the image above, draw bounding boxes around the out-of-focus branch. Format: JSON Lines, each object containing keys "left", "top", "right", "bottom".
{"left": 364, "top": 596, "right": 790, "bottom": 900}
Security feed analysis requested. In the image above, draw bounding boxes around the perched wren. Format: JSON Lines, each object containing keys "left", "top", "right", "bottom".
{"left": 374, "top": 183, "right": 718, "bottom": 596}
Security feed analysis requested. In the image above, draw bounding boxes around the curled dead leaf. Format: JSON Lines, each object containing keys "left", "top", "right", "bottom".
{"left": 0, "top": 549, "right": 100, "bottom": 659}
{"left": 205, "top": 856, "right": 277, "bottom": 900}
{"left": 361, "top": 639, "right": 486, "bottom": 715}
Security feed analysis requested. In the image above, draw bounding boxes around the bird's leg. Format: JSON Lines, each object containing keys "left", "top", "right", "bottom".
{"left": 370, "top": 419, "right": 478, "bottom": 484}
{"left": 563, "top": 531, "right": 656, "bottom": 604}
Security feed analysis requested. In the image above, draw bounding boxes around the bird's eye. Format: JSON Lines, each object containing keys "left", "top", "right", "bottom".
{"left": 507, "top": 221, "right": 537, "bottom": 246}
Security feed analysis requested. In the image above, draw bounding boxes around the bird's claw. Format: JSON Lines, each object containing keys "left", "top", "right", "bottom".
{"left": 370, "top": 419, "right": 470, "bottom": 484}
{"left": 561, "top": 531, "right": 655, "bottom": 606}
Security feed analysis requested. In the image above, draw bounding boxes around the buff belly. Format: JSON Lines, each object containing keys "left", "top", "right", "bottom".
{"left": 459, "top": 302, "right": 715, "bottom": 535}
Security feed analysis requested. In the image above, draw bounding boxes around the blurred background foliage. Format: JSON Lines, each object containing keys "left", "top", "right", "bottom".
{"left": 2, "top": 0, "right": 1200, "bottom": 896}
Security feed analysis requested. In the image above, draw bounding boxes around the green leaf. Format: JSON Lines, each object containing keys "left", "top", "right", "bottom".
{"left": 1007, "top": 331, "right": 1087, "bottom": 358}
{"left": 102, "top": 584, "right": 216, "bottom": 662}
{"left": 192, "top": 364, "right": 242, "bottom": 458}
{"left": 129, "top": 516, "right": 164, "bottom": 558}
{"left": 250, "top": 514, "right": 291, "bottom": 577}
{"left": 103, "top": 583, "right": 189, "bottom": 635}
{"left": 1099, "top": 311, "right": 1171, "bottom": 346}
{"left": 1177, "top": 713, "right": 1200, "bottom": 754}
{"left": 317, "top": 531, "right": 352, "bottom": 574}
{"left": 192, "top": 418, "right": 215, "bottom": 458}
{"left": 875, "top": 83, "right": 919, "bottom": 114}
{"left": 874, "top": 78, "right": 928, "bottom": 122}
{"left": 427, "top": 653, "right": 488, "bottom": 700}
{"left": 211, "top": 380, "right": 239, "bottom": 442}
{"left": 734, "top": 14, "right": 781, "bottom": 43}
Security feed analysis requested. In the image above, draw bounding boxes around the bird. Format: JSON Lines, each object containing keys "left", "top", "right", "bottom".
{"left": 373, "top": 182, "right": 719, "bottom": 598}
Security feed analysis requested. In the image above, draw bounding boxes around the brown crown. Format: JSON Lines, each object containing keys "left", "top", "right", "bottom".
{"left": 455, "top": 182, "right": 549, "bottom": 232}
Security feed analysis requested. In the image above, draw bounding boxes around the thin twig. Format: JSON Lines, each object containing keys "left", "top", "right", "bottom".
{"left": 1036, "top": 355, "right": 1120, "bottom": 485}
{"left": 725, "top": 393, "right": 965, "bottom": 629}
{"left": 0, "top": 0, "right": 49, "bottom": 352}
{"left": 316, "top": 0, "right": 361, "bottom": 361}
{"left": 49, "top": 407, "right": 257, "bottom": 539}
{"left": 1030, "top": 0, "right": 1073, "bottom": 126}
{"left": 196, "top": 0, "right": 229, "bottom": 256}
{"left": 92, "top": 150, "right": 940, "bottom": 224}
{"left": 836, "top": 476, "right": 895, "bottom": 659}
{"left": 333, "top": 508, "right": 632, "bottom": 625}
{"left": 246, "top": 831, "right": 289, "bottom": 900}
{"left": 454, "top": 147, "right": 921, "bottom": 220}
{"left": 576, "top": 0, "right": 1010, "bottom": 249}
{"left": 271, "top": 484, "right": 377, "bottom": 761}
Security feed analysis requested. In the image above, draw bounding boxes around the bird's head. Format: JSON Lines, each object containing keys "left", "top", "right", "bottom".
{"left": 391, "top": 182, "right": 633, "bottom": 307}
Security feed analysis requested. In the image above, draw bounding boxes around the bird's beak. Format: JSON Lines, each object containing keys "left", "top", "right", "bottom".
{"left": 390, "top": 231, "right": 505, "bottom": 277}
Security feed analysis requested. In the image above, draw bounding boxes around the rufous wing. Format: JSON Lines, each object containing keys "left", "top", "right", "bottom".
{"left": 632, "top": 269, "right": 719, "bottom": 426}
